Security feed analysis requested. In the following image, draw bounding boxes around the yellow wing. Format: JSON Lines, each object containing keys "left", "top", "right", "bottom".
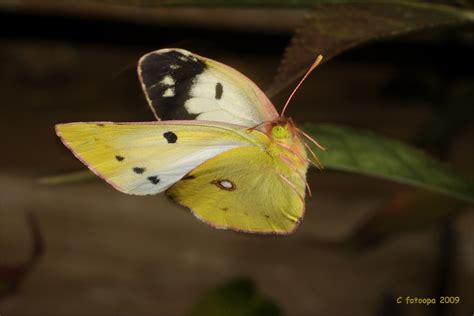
{"left": 56, "top": 121, "right": 259, "bottom": 195}
{"left": 167, "top": 146, "right": 307, "bottom": 235}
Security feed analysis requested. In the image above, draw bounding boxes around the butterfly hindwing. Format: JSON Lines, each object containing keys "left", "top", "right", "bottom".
{"left": 167, "top": 145, "right": 307, "bottom": 234}
{"left": 138, "top": 48, "right": 279, "bottom": 127}
{"left": 56, "top": 121, "right": 256, "bottom": 195}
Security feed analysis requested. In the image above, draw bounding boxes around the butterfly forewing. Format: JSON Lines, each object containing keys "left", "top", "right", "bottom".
{"left": 56, "top": 121, "right": 257, "bottom": 195}
{"left": 138, "top": 48, "right": 278, "bottom": 127}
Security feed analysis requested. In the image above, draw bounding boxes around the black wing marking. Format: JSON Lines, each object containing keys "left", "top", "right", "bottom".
{"left": 138, "top": 49, "right": 206, "bottom": 120}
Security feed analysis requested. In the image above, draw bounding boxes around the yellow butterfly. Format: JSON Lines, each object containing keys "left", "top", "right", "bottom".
{"left": 56, "top": 49, "right": 324, "bottom": 235}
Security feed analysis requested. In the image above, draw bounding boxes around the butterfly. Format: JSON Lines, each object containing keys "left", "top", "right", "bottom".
{"left": 56, "top": 48, "right": 324, "bottom": 235}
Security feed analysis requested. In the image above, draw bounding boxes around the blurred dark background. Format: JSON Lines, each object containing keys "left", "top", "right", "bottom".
{"left": 0, "top": 3, "right": 473, "bottom": 316}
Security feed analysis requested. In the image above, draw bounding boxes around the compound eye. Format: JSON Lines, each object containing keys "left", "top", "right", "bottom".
{"left": 272, "top": 125, "right": 288, "bottom": 139}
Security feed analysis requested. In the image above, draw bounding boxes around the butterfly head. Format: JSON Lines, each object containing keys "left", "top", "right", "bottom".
{"left": 267, "top": 115, "right": 324, "bottom": 171}
{"left": 269, "top": 117, "right": 297, "bottom": 140}
{"left": 266, "top": 118, "right": 307, "bottom": 165}
{"left": 271, "top": 121, "right": 289, "bottom": 139}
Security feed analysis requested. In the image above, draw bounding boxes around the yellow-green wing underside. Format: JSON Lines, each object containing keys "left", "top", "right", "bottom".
{"left": 167, "top": 146, "right": 306, "bottom": 235}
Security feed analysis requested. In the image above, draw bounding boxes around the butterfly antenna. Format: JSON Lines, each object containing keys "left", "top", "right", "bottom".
{"left": 280, "top": 55, "right": 323, "bottom": 117}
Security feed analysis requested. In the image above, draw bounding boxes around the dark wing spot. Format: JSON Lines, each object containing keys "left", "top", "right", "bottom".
{"left": 163, "top": 131, "right": 177, "bottom": 143}
{"left": 115, "top": 155, "right": 125, "bottom": 162}
{"left": 215, "top": 82, "right": 223, "bottom": 100}
{"left": 148, "top": 176, "right": 160, "bottom": 185}
{"left": 221, "top": 207, "right": 228, "bottom": 212}
{"left": 96, "top": 123, "right": 105, "bottom": 127}
{"left": 133, "top": 167, "right": 146, "bottom": 174}
{"left": 264, "top": 214, "right": 270, "bottom": 218}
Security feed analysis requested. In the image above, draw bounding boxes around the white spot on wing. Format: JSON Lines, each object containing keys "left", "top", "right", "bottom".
{"left": 170, "top": 64, "right": 180, "bottom": 69}
{"left": 220, "top": 180, "right": 233, "bottom": 189}
{"left": 163, "top": 87, "right": 175, "bottom": 97}
{"left": 179, "top": 56, "right": 188, "bottom": 61}
{"left": 161, "top": 75, "right": 175, "bottom": 86}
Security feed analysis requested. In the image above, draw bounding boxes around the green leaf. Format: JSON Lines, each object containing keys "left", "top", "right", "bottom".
{"left": 304, "top": 123, "right": 474, "bottom": 203}
{"left": 185, "top": 278, "right": 281, "bottom": 316}
{"left": 266, "top": 1, "right": 474, "bottom": 96}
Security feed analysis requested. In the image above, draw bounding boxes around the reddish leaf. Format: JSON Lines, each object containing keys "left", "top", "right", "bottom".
{"left": 267, "top": 2, "right": 474, "bottom": 97}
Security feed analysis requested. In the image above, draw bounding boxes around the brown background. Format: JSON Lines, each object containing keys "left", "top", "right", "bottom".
{"left": 0, "top": 6, "right": 473, "bottom": 316}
